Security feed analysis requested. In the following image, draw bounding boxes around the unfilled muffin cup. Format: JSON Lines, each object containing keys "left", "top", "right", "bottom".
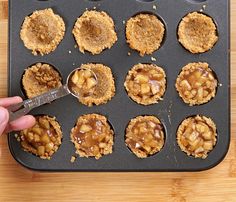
{"left": 125, "top": 116, "right": 165, "bottom": 158}
{"left": 178, "top": 12, "right": 218, "bottom": 54}
{"left": 72, "top": 10, "right": 117, "bottom": 55}
{"left": 20, "top": 8, "right": 66, "bottom": 56}
{"left": 177, "top": 115, "right": 217, "bottom": 159}
{"left": 19, "top": 115, "right": 63, "bottom": 159}
{"left": 126, "top": 13, "right": 165, "bottom": 56}
{"left": 70, "top": 114, "right": 114, "bottom": 160}
{"left": 22, "top": 63, "right": 62, "bottom": 98}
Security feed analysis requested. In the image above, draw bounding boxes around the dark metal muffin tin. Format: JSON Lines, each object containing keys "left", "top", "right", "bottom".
{"left": 8, "top": 0, "right": 230, "bottom": 171}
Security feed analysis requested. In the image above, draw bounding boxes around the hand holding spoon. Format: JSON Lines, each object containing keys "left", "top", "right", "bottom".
{"left": 7, "top": 68, "right": 97, "bottom": 122}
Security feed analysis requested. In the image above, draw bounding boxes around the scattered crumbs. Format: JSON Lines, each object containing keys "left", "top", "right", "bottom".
{"left": 93, "top": 6, "right": 96, "bottom": 10}
{"left": 200, "top": 9, "right": 203, "bottom": 12}
{"left": 203, "top": 5, "right": 206, "bottom": 9}
{"left": 72, "top": 63, "right": 75, "bottom": 66}
{"left": 68, "top": 50, "right": 72, "bottom": 54}
{"left": 127, "top": 52, "right": 131, "bottom": 56}
{"left": 70, "top": 156, "right": 76, "bottom": 163}
{"left": 168, "top": 114, "right": 171, "bottom": 125}
{"left": 159, "top": 97, "right": 164, "bottom": 101}
{"left": 74, "top": 44, "right": 77, "bottom": 49}
{"left": 153, "top": 5, "right": 157, "bottom": 10}
{"left": 14, "top": 134, "right": 20, "bottom": 142}
{"left": 122, "top": 20, "right": 126, "bottom": 25}
{"left": 151, "top": 56, "right": 156, "bottom": 62}
{"left": 219, "top": 83, "right": 223, "bottom": 87}
{"left": 85, "top": 8, "right": 88, "bottom": 11}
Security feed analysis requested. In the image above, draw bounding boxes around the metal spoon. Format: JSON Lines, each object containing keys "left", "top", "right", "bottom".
{"left": 7, "top": 68, "right": 97, "bottom": 122}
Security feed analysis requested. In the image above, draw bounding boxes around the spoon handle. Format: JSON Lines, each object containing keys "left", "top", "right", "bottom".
{"left": 8, "top": 85, "right": 70, "bottom": 122}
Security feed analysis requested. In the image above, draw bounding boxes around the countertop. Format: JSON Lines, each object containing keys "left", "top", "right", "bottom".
{"left": 0, "top": 0, "right": 236, "bottom": 201}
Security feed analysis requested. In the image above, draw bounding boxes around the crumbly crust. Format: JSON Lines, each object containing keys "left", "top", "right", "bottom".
{"left": 70, "top": 114, "right": 114, "bottom": 159}
{"left": 178, "top": 12, "right": 218, "bottom": 53}
{"left": 77, "top": 63, "right": 115, "bottom": 106}
{"left": 175, "top": 62, "right": 217, "bottom": 106}
{"left": 20, "top": 8, "right": 65, "bottom": 56}
{"left": 126, "top": 13, "right": 165, "bottom": 56}
{"left": 124, "top": 63, "right": 166, "bottom": 105}
{"left": 19, "top": 116, "right": 62, "bottom": 160}
{"left": 125, "top": 116, "right": 165, "bottom": 158}
{"left": 22, "top": 63, "right": 62, "bottom": 98}
{"left": 72, "top": 10, "right": 117, "bottom": 54}
{"left": 177, "top": 115, "right": 217, "bottom": 159}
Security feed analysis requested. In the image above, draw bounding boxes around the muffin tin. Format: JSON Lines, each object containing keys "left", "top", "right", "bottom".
{"left": 8, "top": 0, "right": 230, "bottom": 171}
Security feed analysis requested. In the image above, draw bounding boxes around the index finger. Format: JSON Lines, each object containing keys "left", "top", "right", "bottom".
{"left": 0, "top": 96, "right": 23, "bottom": 107}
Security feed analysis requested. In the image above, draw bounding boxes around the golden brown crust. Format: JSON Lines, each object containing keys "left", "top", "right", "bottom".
{"left": 77, "top": 63, "right": 115, "bottom": 106}
{"left": 19, "top": 116, "right": 62, "bottom": 160}
{"left": 20, "top": 8, "right": 65, "bottom": 56}
{"left": 70, "top": 114, "right": 114, "bottom": 159}
{"left": 175, "top": 62, "right": 217, "bottom": 106}
{"left": 22, "top": 63, "right": 62, "bottom": 98}
{"left": 126, "top": 13, "right": 165, "bottom": 56}
{"left": 178, "top": 12, "right": 218, "bottom": 53}
{"left": 177, "top": 115, "right": 217, "bottom": 159}
{"left": 124, "top": 63, "right": 166, "bottom": 105}
{"left": 125, "top": 116, "right": 165, "bottom": 158}
{"left": 72, "top": 10, "right": 117, "bottom": 54}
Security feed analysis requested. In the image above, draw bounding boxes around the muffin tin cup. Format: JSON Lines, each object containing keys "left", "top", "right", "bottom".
{"left": 8, "top": 0, "right": 230, "bottom": 171}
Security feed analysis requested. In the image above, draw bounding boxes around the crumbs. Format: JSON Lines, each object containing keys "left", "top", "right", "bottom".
{"left": 70, "top": 155, "right": 76, "bottom": 163}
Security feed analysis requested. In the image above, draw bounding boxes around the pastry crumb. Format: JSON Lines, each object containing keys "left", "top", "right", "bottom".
{"left": 128, "top": 52, "right": 131, "bottom": 56}
{"left": 151, "top": 57, "right": 156, "bottom": 62}
{"left": 153, "top": 5, "right": 157, "bottom": 10}
{"left": 70, "top": 156, "right": 76, "bottom": 163}
{"left": 122, "top": 20, "right": 126, "bottom": 24}
{"left": 68, "top": 50, "right": 72, "bottom": 54}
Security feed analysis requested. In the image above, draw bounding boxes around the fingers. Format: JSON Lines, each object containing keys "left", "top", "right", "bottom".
{"left": 0, "top": 96, "right": 23, "bottom": 107}
{"left": 0, "top": 107, "right": 9, "bottom": 135}
{"left": 5, "top": 115, "right": 36, "bottom": 133}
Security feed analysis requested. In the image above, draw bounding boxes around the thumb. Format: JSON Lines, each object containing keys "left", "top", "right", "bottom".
{"left": 0, "top": 107, "right": 9, "bottom": 136}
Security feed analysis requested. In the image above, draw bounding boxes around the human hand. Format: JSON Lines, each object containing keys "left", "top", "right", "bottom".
{"left": 0, "top": 96, "right": 36, "bottom": 135}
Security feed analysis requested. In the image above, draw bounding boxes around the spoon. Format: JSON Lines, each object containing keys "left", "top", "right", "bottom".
{"left": 7, "top": 68, "right": 97, "bottom": 122}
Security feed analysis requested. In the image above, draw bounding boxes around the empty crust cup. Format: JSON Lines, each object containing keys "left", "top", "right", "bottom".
{"left": 72, "top": 63, "right": 115, "bottom": 107}
{"left": 177, "top": 115, "right": 217, "bottom": 159}
{"left": 72, "top": 10, "right": 118, "bottom": 55}
{"left": 22, "top": 63, "right": 62, "bottom": 98}
{"left": 70, "top": 114, "right": 114, "bottom": 159}
{"left": 175, "top": 62, "right": 217, "bottom": 106}
{"left": 19, "top": 115, "right": 63, "bottom": 159}
{"left": 20, "top": 8, "right": 66, "bottom": 56}
{"left": 125, "top": 116, "right": 165, "bottom": 158}
{"left": 178, "top": 12, "right": 218, "bottom": 54}
{"left": 124, "top": 63, "right": 166, "bottom": 105}
{"left": 126, "top": 13, "right": 165, "bottom": 56}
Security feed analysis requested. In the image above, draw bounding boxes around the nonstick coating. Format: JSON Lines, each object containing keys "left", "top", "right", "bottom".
{"left": 8, "top": 0, "right": 230, "bottom": 171}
